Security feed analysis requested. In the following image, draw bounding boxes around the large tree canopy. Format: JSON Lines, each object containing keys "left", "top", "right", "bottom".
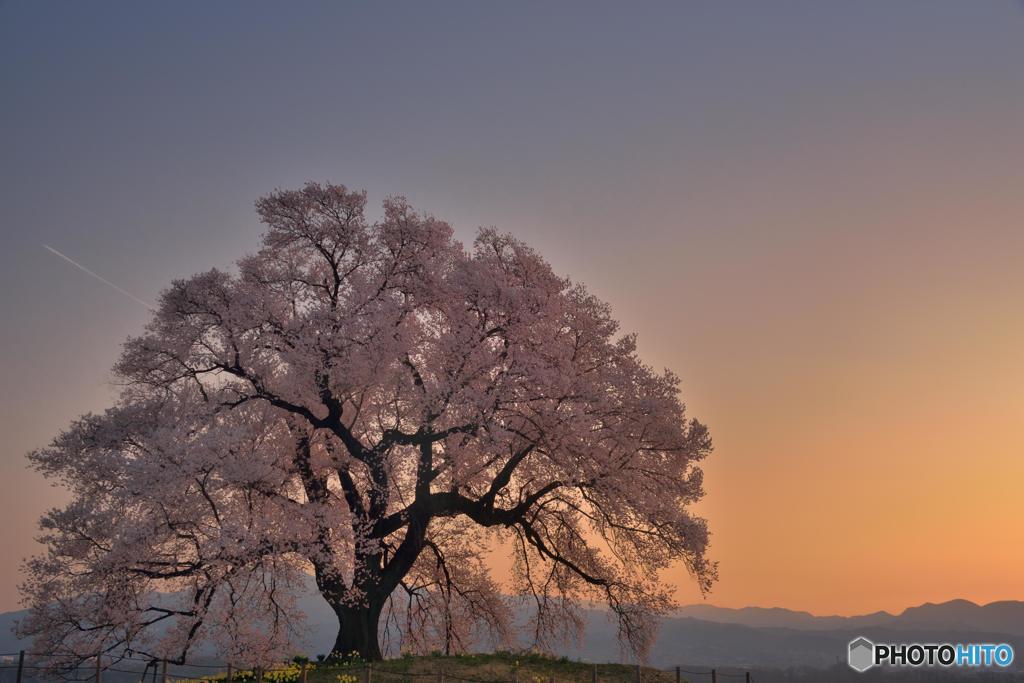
{"left": 21, "top": 183, "right": 715, "bottom": 669}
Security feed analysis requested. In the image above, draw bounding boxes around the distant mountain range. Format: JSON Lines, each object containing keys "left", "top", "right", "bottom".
{"left": 4, "top": 597, "right": 1024, "bottom": 672}
{"left": 673, "top": 599, "right": 1024, "bottom": 636}
{"left": 584, "top": 600, "right": 1024, "bottom": 670}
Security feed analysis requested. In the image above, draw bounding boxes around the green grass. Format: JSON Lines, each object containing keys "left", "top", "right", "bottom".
{"left": 189, "top": 653, "right": 691, "bottom": 683}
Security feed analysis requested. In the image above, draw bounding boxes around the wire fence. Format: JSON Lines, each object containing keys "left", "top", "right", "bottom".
{"left": 0, "top": 652, "right": 755, "bottom": 683}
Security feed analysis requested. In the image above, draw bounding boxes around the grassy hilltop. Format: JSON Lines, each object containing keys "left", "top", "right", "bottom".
{"left": 197, "top": 653, "right": 689, "bottom": 683}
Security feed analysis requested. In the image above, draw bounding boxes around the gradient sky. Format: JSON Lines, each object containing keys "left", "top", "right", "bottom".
{"left": 2, "top": 1, "right": 1023, "bottom": 616}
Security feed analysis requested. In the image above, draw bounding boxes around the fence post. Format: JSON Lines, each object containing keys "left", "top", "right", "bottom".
{"left": 301, "top": 662, "right": 307, "bottom": 683}
{"left": 635, "top": 664, "right": 641, "bottom": 683}
{"left": 674, "top": 667, "right": 679, "bottom": 683}
{"left": 15, "top": 650, "right": 24, "bottom": 683}
{"left": 227, "top": 665, "right": 233, "bottom": 683}
{"left": 161, "top": 659, "right": 168, "bottom": 683}
{"left": 95, "top": 654, "right": 102, "bottom": 683}
{"left": 745, "top": 673, "right": 750, "bottom": 683}
{"left": 257, "top": 667, "right": 264, "bottom": 683}
{"left": 368, "top": 663, "right": 373, "bottom": 683}
{"left": 592, "top": 663, "right": 597, "bottom": 683}
{"left": 710, "top": 670, "right": 717, "bottom": 683}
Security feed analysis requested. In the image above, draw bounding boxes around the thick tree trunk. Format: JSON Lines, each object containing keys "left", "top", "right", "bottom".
{"left": 330, "top": 602, "right": 384, "bottom": 661}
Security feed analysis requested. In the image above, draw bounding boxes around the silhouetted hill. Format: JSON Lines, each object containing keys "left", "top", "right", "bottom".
{"left": 0, "top": 610, "right": 25, "bottom": 654}
{"left": 673, "top": 604, "right": 894, "bottom": 631}
{"left": 675, "top": 599, "right": 1024, "bottom": 636}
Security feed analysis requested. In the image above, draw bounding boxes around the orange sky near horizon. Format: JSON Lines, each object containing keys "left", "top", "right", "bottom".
{"left": 2, "top": 1, "right": 1023, "bottom": 619}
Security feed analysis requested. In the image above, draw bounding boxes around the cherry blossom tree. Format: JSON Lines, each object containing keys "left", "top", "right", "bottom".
{"left": 20, "top": 183, "right": 715, "bottom": 669}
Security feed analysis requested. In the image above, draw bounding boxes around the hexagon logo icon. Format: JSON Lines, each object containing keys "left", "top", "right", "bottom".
{"left": 848, "top": 636, "right": 875, "bottom": 672}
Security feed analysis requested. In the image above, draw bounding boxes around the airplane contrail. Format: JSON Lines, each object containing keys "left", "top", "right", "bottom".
{"left": 42, "top": 244, "right": 156, "bottom": 310}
